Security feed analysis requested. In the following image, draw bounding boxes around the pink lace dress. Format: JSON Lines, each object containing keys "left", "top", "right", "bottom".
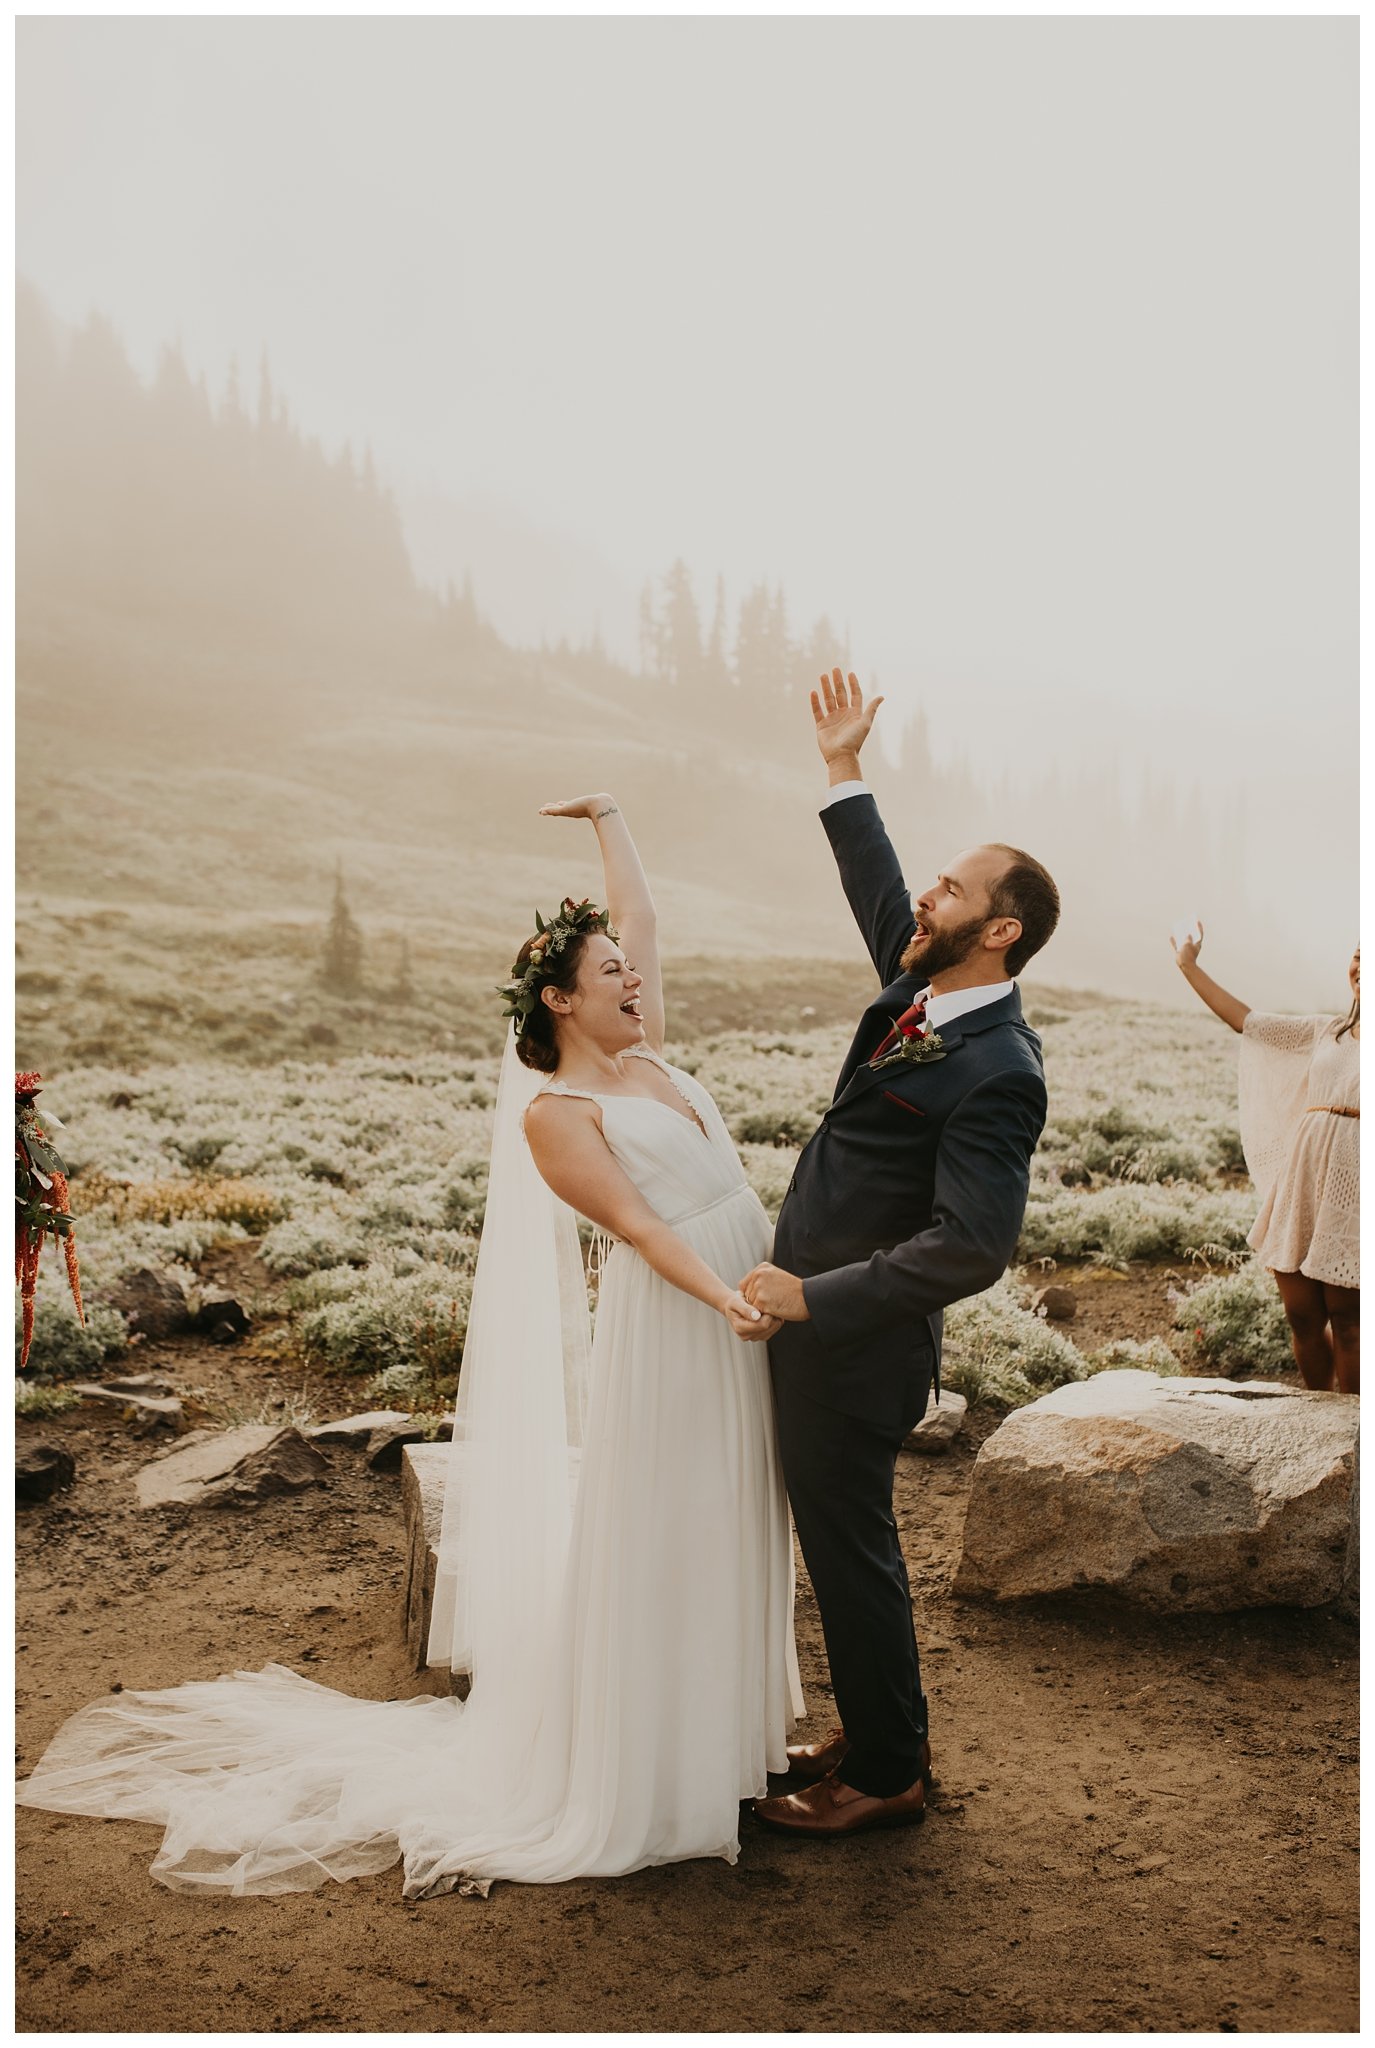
{"left": 1238, "top": 1012, "right": 1359, "bottom": 1288}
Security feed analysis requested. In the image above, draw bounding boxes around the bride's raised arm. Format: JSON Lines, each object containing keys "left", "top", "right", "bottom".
{"left": 538, "top": 792, "right": 666, "bottom": 1051}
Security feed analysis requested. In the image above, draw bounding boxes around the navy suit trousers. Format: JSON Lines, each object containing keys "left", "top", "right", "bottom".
{"left": 772, "top": 1373, "right": 929, "bottom": 1797}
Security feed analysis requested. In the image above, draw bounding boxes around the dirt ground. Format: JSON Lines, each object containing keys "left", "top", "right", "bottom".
{"left": 15, "top": 1261, "right": 1359, "bottom": 2035}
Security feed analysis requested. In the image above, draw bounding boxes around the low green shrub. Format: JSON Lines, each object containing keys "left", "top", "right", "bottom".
{"left": 1175, "top": 1260, "right": 1293, "bottom": 1375}
{"left": 1019, "top": 1185, "right": 1254, "bottom": 1265}
{"left": 1084, "top": 1337, "right": 1186, "bottom": 1376}
{"left": 79, "top": 1172, "right": 285, "bottom": 1232}
{"left": 259, "top": 1214, "right": 373, "bottom": 1276}
{"left": 14, "top": 1300, "right": 129, "bottom": 1381}
{"left": 737, "top": 1143, "right": 800, "bottom": 1221}
{"left": 295, "top": 1264, "right": 472, "bottom": 1381}
{"left": 15, "top": 1377, "right": 84, "bottom": 1417}
{"left": 730, "top": 1105, "right": 823, "bottom": 1147}
{"left": 941, "top": 1280, "right": 1088, "bottom": 1410}
{"left": 1206, "top": 1121, "right": 1248, "bottom": 1174}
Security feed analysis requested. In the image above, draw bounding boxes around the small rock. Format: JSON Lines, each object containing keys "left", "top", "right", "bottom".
{"left": 366, "top": 1417, "right": 452, "bottom": 1472}
{"left": 98, "top": 1373, "right": 176, "bottom": 1397}
{"left": 209, "top": 1320, "right": 241, "bottom": 1345}
{"left": 1032, "top": 1284, "right": 1077, "bottom": 1323}
{"left": 108, "top": 1091, "right": 135, "bottom": 1110}
{"left": 135, "top": 1425, "right": 328, "bottom": 1509}
{"left": 193, "top": 1290, "right": 252, "bottom": 1338}
{"left": 70, "top": 1385, "right": 185, "bottom": 1435}
{"left": 905, "top": 1390, "right": 968, "bottom": 1454}
{"left": 104, "top": 1265, "right": 191, "bottom": 1339}
{"left": 17, "top": 1445, "right": 76, "bottom": 1504}
{"left": 308, "top": 1410, "right": 414, "bottom": 1449}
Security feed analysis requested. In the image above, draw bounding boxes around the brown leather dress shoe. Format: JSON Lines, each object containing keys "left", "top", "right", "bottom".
{"left": 753, "top": 1772, "right": 927, "bottom": 1837}
{"left": 780, "top": 1731, "right": 933, "bottom": 1790}
{"left": 781, "top": 1728, "right": 852, "bottom": 1783}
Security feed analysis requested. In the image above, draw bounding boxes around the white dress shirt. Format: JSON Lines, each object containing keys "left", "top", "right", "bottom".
{"left": 822, "top": 778, "right": 1014, "bottom": 1023}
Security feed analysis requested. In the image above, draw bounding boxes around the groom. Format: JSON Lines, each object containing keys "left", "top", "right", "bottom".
{"left": 743, "top": 670, "right": 1059, "bottom": 1837}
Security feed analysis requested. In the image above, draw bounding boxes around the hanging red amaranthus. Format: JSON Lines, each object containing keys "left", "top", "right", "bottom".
{"left": 15, "top": 1072, "right": 84, "bottom": 1370}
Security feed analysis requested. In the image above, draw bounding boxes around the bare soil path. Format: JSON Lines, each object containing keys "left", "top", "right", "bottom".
{"left": 15, "top": 1277, "right": 1358, "bottom": 2034}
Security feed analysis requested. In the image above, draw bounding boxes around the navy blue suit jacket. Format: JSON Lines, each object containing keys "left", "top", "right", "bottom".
{"left": 770, "top": 793, "right": 1047, "bottom": 1432}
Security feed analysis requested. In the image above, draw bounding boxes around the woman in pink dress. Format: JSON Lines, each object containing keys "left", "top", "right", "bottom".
{"left": 1172, "top": 930, "right": 1359, "bottom": 1394}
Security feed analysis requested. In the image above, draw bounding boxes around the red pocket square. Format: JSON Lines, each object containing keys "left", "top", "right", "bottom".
{"left": 882, "top": 1090, "right": 927, "bottom": 1117}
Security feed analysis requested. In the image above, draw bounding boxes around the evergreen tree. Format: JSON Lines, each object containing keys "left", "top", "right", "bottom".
{"left": 638, "top": 579, "right": 662, "bottom": 679}
{"left": 733, "top": 580, "right": 772, "bottom": 698}
{"left": 705, "top": 574, "right": 730, "bottom": 682}
{"left": 659, "top": 558, "right": 702, "bottom": 687}
{"left": 322, "top": 861, "right": 364, "bottom": 994}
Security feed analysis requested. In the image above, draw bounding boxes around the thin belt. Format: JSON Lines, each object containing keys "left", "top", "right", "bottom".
{"left": 1306, "top": 1105, "right": 1360, "bottom": 1119}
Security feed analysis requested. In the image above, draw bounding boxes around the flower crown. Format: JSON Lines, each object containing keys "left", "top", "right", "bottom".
{"left": 497, "top": 897, "right": 619, "bottom": 1033}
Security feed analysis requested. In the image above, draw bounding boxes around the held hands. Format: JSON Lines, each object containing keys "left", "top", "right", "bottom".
{"left": 811, "top": 668, "right": 884, "bottom": 769}
{"left": 722, "top": 1289, "right": 782, "bottom": 1342}
{"left": 740, "top": 1263, "right": 810, "bottom": 1323}
{"left": 1170, "top": 919, "right": 1204, "bottom": 972}
{"left": 538, "top": 794, "right": 618, "bottom": 822}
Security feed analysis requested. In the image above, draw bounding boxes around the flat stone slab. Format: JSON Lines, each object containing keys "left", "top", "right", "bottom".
{"left": 955, "top": 1370, "right": 1359, "bottom": 1613}
{"left": 401, "top": 1443, "right": 452, "bottom": 1672}
{"left": 71, "top": 1384, "right": 185, "bottom": 1434}
{"left": 307, "top": 1410, "right": 413, "bottom": 1448}
{"left": 905, "top": 1390, "right": 968, "bottom": 1454}
{"left": 135, "top": 1424, "right": 327, "bottom": 1509}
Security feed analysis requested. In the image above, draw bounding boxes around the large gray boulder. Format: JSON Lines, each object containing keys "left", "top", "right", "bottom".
{"left": 955, "top": 1370, "right": 1358, "bottom": 1613}
{"left": 135, "top": 1425, "right": 327, "bottom": 1509}
{"left": 1340, "top": 1427, "right": 1359, "bottom": 1615}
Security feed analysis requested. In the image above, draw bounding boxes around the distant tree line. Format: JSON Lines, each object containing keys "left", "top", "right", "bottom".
{"left": 16, "top": 279, "right": 1252, "bottom": 995}
{"left": 634, "top": 560, "right": 851, "bottom": 708}
{"left": 16, "top": 280, "right": 479, "bottom": 658}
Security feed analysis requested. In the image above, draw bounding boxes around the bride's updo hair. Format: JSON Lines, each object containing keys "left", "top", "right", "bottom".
{"left": 499, "top": 897, "right": 617, "bottom": 1074}
{"left": 511, "top": 933, "right": 593, "bottom": 1074}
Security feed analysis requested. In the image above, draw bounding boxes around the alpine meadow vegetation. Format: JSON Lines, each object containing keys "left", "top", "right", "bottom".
{"left": 14, "top": 992, "right": 1285, "bottom": 1416}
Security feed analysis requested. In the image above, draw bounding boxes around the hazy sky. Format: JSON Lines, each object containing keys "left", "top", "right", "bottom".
{"left": 18, "top": 15, "right": 1357, "bottom": 806}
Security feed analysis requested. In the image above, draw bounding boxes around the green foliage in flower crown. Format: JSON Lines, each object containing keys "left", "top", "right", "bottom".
{"left": 495, "top": 898, "right": 618, "bottom": 1032}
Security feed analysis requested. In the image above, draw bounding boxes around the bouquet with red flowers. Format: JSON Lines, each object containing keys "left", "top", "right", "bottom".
{"left": 15, "top": 1072, "right": 83, "bottom": 1370}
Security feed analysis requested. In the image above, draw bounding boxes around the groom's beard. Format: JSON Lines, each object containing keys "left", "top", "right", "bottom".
{"left": 900, "top": 912, "right": 991, "bottom": 982}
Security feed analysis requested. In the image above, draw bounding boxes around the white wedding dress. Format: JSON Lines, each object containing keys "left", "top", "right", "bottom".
{"left": 17, "top": 1045, "right": 802, "bottom": 1898}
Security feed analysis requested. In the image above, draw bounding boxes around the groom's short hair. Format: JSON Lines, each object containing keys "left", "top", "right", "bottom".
{"left": 983, "top": 846, "right": 1060, "bottom": 977}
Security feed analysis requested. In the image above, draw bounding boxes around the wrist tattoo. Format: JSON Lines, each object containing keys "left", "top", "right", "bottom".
{"left": 594, "top": 804, "right": 619, "bottom": 820}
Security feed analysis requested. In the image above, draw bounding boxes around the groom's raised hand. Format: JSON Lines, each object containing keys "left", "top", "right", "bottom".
{"left": 811, "top": 668, "right": 885, "bottom": 782}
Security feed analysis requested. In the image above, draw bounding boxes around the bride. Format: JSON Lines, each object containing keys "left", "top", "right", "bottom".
{"left": 16, "top": 793, "right": 803, "bottom": 1898}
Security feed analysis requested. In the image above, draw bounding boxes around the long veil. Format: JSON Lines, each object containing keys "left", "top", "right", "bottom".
{"left": 428, "top": 1027, "right": 592, "bottom": 1700}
